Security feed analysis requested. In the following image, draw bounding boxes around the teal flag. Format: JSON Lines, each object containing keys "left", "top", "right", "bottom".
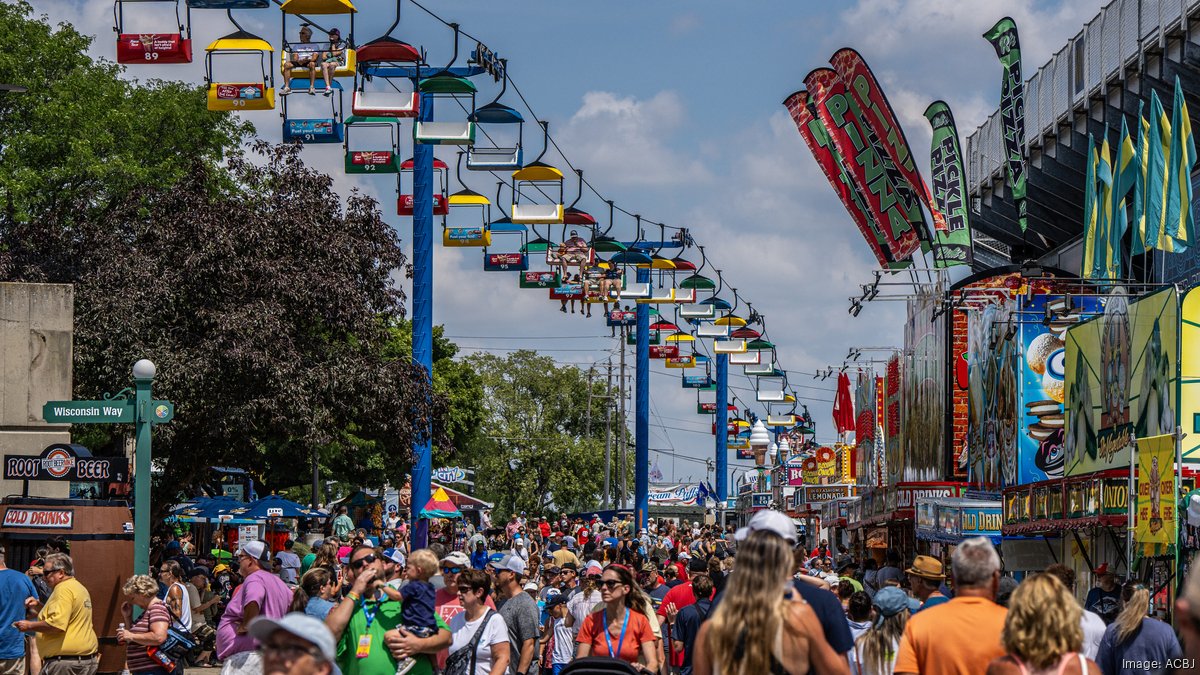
{"left": 1143, "top": 90, "right": 1171, "bottom": 253}
{"left": 1081, "top": 134, "right": 1099, "bottom": 278}
{"left": 1133, "top": 101, "right": 1150, "bottom": 256}
{"left": 1165, "top": 75, "right": 1196, "bottom": 252}
{"left": 1107, "top": 118, "right": 1137, "bottom": 279}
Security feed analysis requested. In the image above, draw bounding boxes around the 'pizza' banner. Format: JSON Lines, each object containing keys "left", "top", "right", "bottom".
{"left": 830, "top": 48, "right": 946, "bottom": 236}
{"left": 784, "top": 89, "right": 896, "bottom": 268}
{"left": 804, "top": 67, "right": 926, "bottom": 263}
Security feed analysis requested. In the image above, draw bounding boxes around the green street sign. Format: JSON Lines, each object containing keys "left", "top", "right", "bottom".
{"left": 42, "top": 399, "right": 173, "bottom": 425}
{"left": 43, "top": 400, "right": 134, "bottom": 424}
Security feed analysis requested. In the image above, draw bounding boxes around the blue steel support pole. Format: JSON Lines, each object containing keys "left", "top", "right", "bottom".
{"left": 410, "top": 92, "right": 434, "bottom": 551}
{"left": 634, "top": 267, "right": 650, "bottom": 530}
{"left": 715, "top": 354, "right": 729, "bottom": 525}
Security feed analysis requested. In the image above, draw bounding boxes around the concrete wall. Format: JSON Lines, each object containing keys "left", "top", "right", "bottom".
{"left": 0, "top": 283, "right": 73, "bottom": 498}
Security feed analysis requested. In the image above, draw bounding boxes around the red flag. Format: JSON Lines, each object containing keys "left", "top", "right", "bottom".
{"left": 833, "top": 373, "right": 856, "bottom": 435}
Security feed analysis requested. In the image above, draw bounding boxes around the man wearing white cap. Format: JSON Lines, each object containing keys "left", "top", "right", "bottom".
{"left": 250, "top": 613, "right": 339, "bottom": 675}
{"left": 489, "top": 554, "right": 539, "bottom": 675}
{"left": 217, "top": 540, "right": 294, "bottom": 675}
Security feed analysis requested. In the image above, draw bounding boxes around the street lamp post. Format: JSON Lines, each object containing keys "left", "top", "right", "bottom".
{"left": 132, "top": 359, "right": 156, "bottom": 575}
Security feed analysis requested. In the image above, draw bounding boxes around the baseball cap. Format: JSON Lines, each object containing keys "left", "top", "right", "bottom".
{"left": 677, "top": 551, "right": 691, "bottom": 560}
{"left": 523, "top": 581, "right": 539, "bottom": 592}
{"left": 872, "top": 587, "right": 919, "bottom": 620}
{"left": 1094, "top": 563, "right": 1113, "bottom": 576}
{"left": 543, "top": 566, "right": 561, "bottom": 576}
{"left": 687, "top": 557, "right": 708, "bottom": 573}
{"left": 545, "top": 592, "right": 569, "bottom": 608}
{"left": 236, "top": 540, "right": 270, "bottom": 563}
{"left": 249, "top": 613, "right": 337, "bottom": 665}
{"left": 382, "top": 548, "right": 405, "bottom": 566}
{"left": 583, "top": 560, "right": 603, "bottom": 577}
{"left": 441, "top": 551, "right": 470, "bottom": 568}
{"left": 189, "top": 566, "right": 211, "bottom": 580}
{"left": 561, "top": 562, "right": 578, "bottom": 572}
{"left": 640, "top": 562, "right": 658, "bottom": 574}
{"left": 835, "top": 556, "right": 857, "bottom": 572}
{"left": 734, "top": 509, "right": 798, "bottom": 544}
{"left": 489, "top": 554, "right": 526, "bottom": 576}
{"left": 336, "top": 545, "right": 352, "bottom": 564}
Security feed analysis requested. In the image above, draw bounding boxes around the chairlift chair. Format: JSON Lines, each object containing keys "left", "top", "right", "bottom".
{"left": 343, "top": 116, "right": 401, "bottom": 173}
{"left": 397, "top": 157, "right": 448, "bottom": 216}
{"left": 114, "top": 0, "right": 192, "bottom": 64}
{"left": 280, "top": 0, "right": 358, "bottom": 79}
{"left": 352, "top": 38, "right": 420, "bottom": 118}
{"left": 443, "top": 188, "right": 491, "bottom": 247}
{"left": 205, "top": 30, "right": 275, "bottom": 111}
{"left": 466, "top": 70, "right": 523, "bottom": 169}
{"left": 281, "top": 80, "right": 344, "bottom": 143}
{"left": 483, "top": 220, "right": 528, "bottom": 271}
{"left": 414, "top": 75, "right": 477, "bottom": 145}
{"left": 187, "top": 0, "right": 269, "bottom": 7}
{"left": 511, "top": 162, "right": 565, "bottom": 224}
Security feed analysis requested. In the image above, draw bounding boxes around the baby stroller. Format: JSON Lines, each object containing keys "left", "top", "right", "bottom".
{"left": 559, "top": 657, "right": 642, "bottom": 674}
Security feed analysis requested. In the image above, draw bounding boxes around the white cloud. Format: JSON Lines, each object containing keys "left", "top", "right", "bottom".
{"left": 558, "top": 91, "right": 712, "bottom": 187}
{"left": 668, "top": 13, "right": 701, "bottom": 36}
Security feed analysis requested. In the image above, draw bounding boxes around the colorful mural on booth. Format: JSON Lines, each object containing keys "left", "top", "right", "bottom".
{"left": 902, "top": 289, "right": 945, "bottom": 481}
{"left": 1180, "top": 288, "right": 1200, "bottom": 464}
{"left": 1016, "top": 294, "right": 1098, "bottom": 483}
{"left": 1065, "top": 288, "right": 1179, "bottom": 476}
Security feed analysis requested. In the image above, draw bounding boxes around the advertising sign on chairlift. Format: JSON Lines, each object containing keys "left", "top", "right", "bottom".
{"left": 520, "top": 271, "right": 560, "bottom": 288}
{"left": 606, "top": 309, "right": 637, "bottom": 327}
{"left": 649, "top": 345, "right": 679, "bottom": 359}
{"left": 485, "top": 253, "right": 527, "bottom": 271}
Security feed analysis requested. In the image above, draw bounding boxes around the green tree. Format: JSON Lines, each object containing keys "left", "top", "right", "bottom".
{"left": 0, "top": 5, "right": 456, "bottom": 521}
{"left": 461, "top": 351, "right": 626, "bottom": 515}
{"left": 384, "top": 322, "right": 485, "bottom": 467}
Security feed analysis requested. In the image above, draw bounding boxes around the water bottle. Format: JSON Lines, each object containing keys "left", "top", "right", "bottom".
{"left": 117, "top": 623, "right": 125, "bottom": 644}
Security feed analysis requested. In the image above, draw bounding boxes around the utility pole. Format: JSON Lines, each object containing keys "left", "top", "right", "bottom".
{"left": 604, "top": 359, "right": 613, "bottom": 510}
{"left": 618, "top": 326, "right": 628, "bottom": 509}
{"left": 585, "top": 367, "right": 594, "bottom": 437}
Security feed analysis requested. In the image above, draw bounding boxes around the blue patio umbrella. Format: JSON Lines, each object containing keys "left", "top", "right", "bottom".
{"left": 224, "top": 494, "right": 325, "bottom": 520}
{"left": 171, "top": 496, "right": 244, "bottom": 521}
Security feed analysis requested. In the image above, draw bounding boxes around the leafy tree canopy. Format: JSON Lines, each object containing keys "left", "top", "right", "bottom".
{"left": 460, "top": 351, "right": 627, "bottom": 515}
{"left": 0, "top": 4, "right": 453, "bottom": 516}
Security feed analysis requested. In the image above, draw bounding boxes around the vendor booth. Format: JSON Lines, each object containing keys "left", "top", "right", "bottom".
{"left": 1, "top": 497, "right": 132, "bottom": 674}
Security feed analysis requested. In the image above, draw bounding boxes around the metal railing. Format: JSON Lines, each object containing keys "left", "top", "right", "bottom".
{"left": 966, "top": 0, "right": 1200, "bottom": 193}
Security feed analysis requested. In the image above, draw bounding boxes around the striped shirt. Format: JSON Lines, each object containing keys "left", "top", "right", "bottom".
{"left": 126, "top": 601, "right": 170, "bottom": 672}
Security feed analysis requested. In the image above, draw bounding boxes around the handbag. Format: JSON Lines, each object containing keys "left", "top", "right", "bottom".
{"left": 444, "top": 609, "right": 496, "bottom": 675}
{"left": 159, "top": 599, "right": 199, "bottom": 659}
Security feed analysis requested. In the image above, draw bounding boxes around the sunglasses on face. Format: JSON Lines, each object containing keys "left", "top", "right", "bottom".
{"left": 456, "top": 585, "right": 474, "bottom": 594}
{"left": 350, "top": 554, "right": 377, "bottom": 570}
{"left": 599, "top": 580, "right": 624, "bottom": 590}
{"left": 441, "top": 566, "right": 462, "bottom": 574}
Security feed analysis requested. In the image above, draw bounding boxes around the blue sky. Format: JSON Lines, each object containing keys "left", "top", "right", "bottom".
{"left": 38, "top": 0, "right": 1108, "bottom": 488}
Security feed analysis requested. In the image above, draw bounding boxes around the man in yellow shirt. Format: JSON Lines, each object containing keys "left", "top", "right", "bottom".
{"left": 14, "top": 553, "right": 98, "bottom": 675}
{"left": 894, "top": 537, "right": 1008, "bottom": 675}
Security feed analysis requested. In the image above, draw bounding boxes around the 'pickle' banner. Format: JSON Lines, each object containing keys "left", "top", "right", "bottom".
{"left": 924, "top": 101, "right": 975, "bottom": 267}
{"left": 804, "top": 67, "right": 925, "bottom": 263}
{"left": 784, "top": 89, "right": 897, "bottom": 268}
{"left": 983, "top": 16, "right": 1027, "bottom": 231}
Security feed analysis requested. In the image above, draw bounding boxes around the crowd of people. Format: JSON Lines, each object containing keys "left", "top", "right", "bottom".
{"left": 4, "top": 509, "right": 1200, "bottom": 675}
